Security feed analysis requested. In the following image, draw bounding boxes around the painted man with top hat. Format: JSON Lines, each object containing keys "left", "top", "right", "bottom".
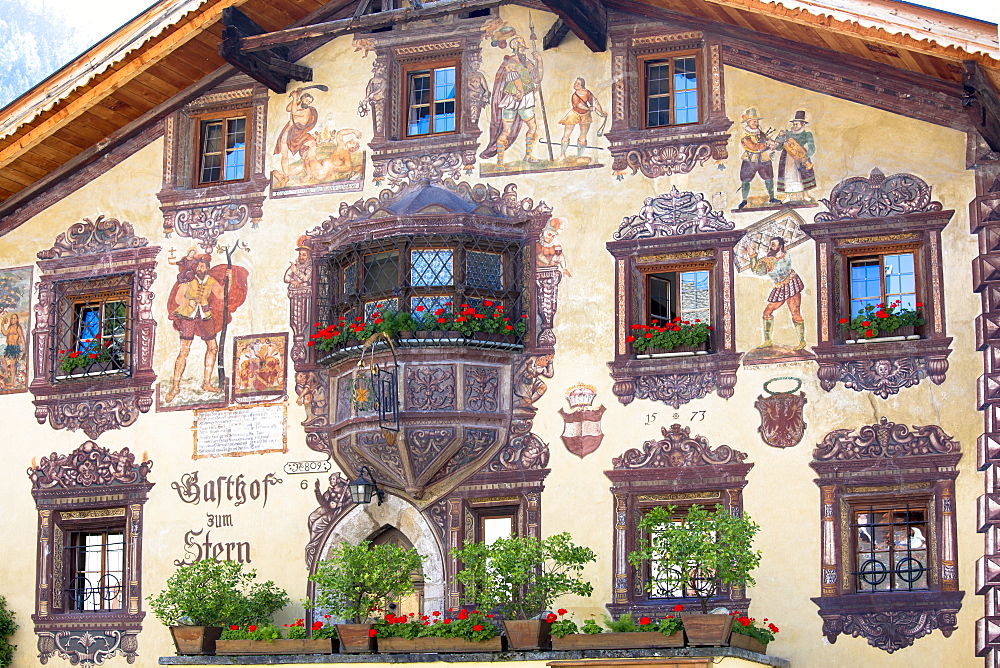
{"left": 738, "top": 107, "right": 780, "bottom": 209}
{"left": 775, "top": 110, "right": 816, "bottom": 202}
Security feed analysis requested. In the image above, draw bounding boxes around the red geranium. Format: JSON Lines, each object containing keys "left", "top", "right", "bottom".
{"left": 248, "top": 624, "right": 257, "bottom": 632}
{"left": 368, "top": 629, "right": 378, "bottom": 637}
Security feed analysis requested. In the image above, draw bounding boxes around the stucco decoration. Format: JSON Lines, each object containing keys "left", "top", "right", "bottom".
{"left": 824, "top": 609, "right": 958, "bottom": 653}
{"left": 383, "top": 153, "right": 465, "bottom": 187}
{"left": 813, "top": 417, "right": 957, "bottom": 461}
{"left": 633, "top": 371, "right": 731, "bottom": 409}
{"left": 37, "top": 630, "right": 138, "bottom": 666}
{"left": 814, "top": 168, "right": 942, "bottom": 222}
{"left": 28, "top": 441, "right": 153, "bottom": 489}
{"left": 166, "top": 202, "right": 257, "bottom": 252}
{"left": 613, "top": 423, "right": 747, "bottom": 469}
{"left": 38, "top": 216, "right": 148, "bottom": 259}
{"left": 305, "top": 472, "right": 351, "bottom": 570}
{"left": 613, "top": 187, "right": 734, "bottom": 240}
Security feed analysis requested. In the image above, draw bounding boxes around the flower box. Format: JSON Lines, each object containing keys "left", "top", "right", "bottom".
{"left": 170, "top": 626, "right": 222, "bottom": 655}
{"left": 336, "top": 624, "right": 376, "bottom": 653}
{"left": 468, "top": 332, "right": 522, "bottom": 349}
{"left": 502, "top": 619, "right": 552, "bottom": 650}
{"left": 729, "top": 633, "right": 767, "bottom": 654}
{"left": 682, "top": 614, "right": 733, "bottom": 646}
{"left": 397, "top": 330, "right": 465, "bottom": 346}
{"left": 377, "top": 636, "right": 503, "bottom": 653}
{"left": 551, "top": 631, "right": 683, "bottom": 650}
{"left": 215, "top": 638, "right": 336, "bottom": 655}
{"left": 635, "top": 341, "right": 711, "bottom": 358}
{"left": 845, "top": 325, "right": 917, "bottom": 344}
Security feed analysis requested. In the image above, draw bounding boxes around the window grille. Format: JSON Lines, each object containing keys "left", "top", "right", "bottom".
{"left": 65, "top": 530, "right": 125, "bottom": 612}
{"left": 53, "top": 274, "right": 132, "bottom": 380}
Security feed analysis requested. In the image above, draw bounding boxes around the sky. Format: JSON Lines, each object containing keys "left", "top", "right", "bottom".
{"left": 0, "top": 0, "right": 996, "bottom": 109}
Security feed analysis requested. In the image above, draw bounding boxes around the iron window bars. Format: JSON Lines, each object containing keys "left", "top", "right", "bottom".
{"left": 51, "top": 274, "right": 132, "bottom": 380}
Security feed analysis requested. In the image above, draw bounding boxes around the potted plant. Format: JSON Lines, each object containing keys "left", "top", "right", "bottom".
{"left": 728, "top": 611, "right": 779, "bottom": 655}
{"left": 308, "top": 541, "right": 425, "bottom": 653}
{"left": 550, "top": 610, "right": 682, "bottom": 650}
{"left": 374, "top": 608, "right": 502, "bottom": 653}
{"left": 0, "top": 594, "right": 16, "bottom": 667}
{"left": 453, "top": 532, "right": 596, "bottom": 650}
{"left": 630, "top": 504, "right": 761, "bottom": 646}
{"left": 627, "top": 318, "right": 713, "bottom": 356}
{"left": 839, "top": 300, "right": 923, "bottom": 341}
{"left": 148, "top": 560, "right": 290, "bottom": 656}
{"left": 216, "top": 618, "right": 338, "bottom": 655}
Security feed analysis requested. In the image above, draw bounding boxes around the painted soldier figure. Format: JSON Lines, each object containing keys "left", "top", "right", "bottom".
{"left": 749, "top": 236, "right": 806, "bottom": 349}
{"left": 738, "top": 107, "right": 781, "bottom": 209}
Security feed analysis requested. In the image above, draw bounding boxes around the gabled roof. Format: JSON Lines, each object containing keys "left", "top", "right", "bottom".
{"left": 0, "top": 0, "right": 996, "bottom": 230}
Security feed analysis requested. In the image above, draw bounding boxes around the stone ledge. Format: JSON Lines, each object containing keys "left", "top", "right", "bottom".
{"left": 159, "top": 646, "right": 788, "bottom": 667}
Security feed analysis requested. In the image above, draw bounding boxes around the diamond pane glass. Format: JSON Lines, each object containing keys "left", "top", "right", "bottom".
{"left": 467, "top": 251, "right": 503, "bottom": 290}
{"left": 411, "top": 248, "right": 454, "bottom": 286}
{"left": 411, "top": 295, "right": 451, "bottom": 315}
{"left": 363, "top": 251, "right": 399, "bottom": 293}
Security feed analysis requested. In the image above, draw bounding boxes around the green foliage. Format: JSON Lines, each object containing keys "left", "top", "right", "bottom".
{"left": 375, "top": 609, "right": 499, "bottom": 641}
{"left": 628, "top": 319, "right": 712, "bottom": 352}
{"left": 58, "top": 341, "right": 115, "bottom": 373}
{"left": 0, "top": 276, "right": 24, "bottom": 314}
{"left": 602, "top": 613, "right": 682, "bottom": 636}
{"left": 0, "top": 595, "right": 17, "bottom": 667}
{"left": 629, "top": 504, "right": 761, "bottom": 615}
{"left": 840, "top": 300, "right": 923, "bottom": 339}
{"left": 308, "top": 541, "right": 425, "bottom": 624}
{"left": 581, "top": 619, "right": 602, "bottom": 635}
{"left": 147, "top": 560, "right": 289, "bottom": 628}
{"left": 730, "top": 613, "right": 779, "bottom": 645}
{"left": 220, "top": 624, "right": 282, "bottom": 641}
{"left": 452, "top": 532, "right": 595, "bottom": 620}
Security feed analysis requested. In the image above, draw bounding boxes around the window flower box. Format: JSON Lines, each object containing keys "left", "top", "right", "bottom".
{"left": 729, "top": 632, "right": 766, "bottom": 654}
{"left": 551, "top": 631, "right": 683, "bottom": 650}
{"left": 377, "top": 636, "right": 502, "bottom": 653}
{"left": 635, "top": 341, "right": 712, "bottom": 358}
{"left": 845, "top": 325, "right": 918, "bottom": 344}
{"left": 215, "top": 638, "right": 336, "bottom": 655}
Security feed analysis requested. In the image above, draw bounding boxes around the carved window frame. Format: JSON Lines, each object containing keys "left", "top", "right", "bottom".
{"left": 606, "top": 20, "right": 731, "bottom": 178}
{"left": 400, "top": 58, "right": 461, "bottom": 139}
{"left": 28, "top": 442, "right": 154, "bottom": 665}
{"left": 191, "top": 107, "right": 252, "bottom": 187}
{"left": 604, "top": 424, "right": 752, "bottom": 617}
{"left": 810, "top": 418, "right": 963, "bottom": 653}
{"left": 30, "top": 217, "right": 159, "bottom": 439}
{"left": 157, "top": 77, "right": 269, "bottom": 249}
{"left": 361, "top": 15, "right": 488, "bottom": 183}
{"left": 800, "top": 169, "right": 953, "bottom": 397}
{"left": 606, "top": 225, "right": 744, "bottom": 408}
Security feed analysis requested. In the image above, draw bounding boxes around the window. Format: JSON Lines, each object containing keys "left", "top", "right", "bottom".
{"left": 405, "top": 62, "right": 458, "bottom": 137}
{"left": 67, "top": 529, "right": 125, "bottom": 612}
{"left": 606, "top": 188, "right": 741, "bottom": 407}
{"left": 811, "top": 418, "right": 962, "bottom": 652}
{"left": 642, "top": 54, "right": 699, "bottom": 128}
{"left": 196, "top": 113, "right": 247, "bottom": 185}
{"left": 606, "top": 28, "right": 730, "bottom": 178}
{"left": 322, "top": 235, "right": 521, "bottom": 337}
{"left": 31, "top": 217, "right": 159, "bottom": 438}
{"left": 54, "top": 275, "right": 131, "bottom": 379}
{"left": 479, "top": 511, "right": 516, "bottom": 545}
{"left": 801, "top": 168, "right": 953, "bottom": 396}
{"left": 605, "top": 424, "right": 751, "bottom": 617}
{"left": 28, "top": 441, "right": 153, "bottom": 664}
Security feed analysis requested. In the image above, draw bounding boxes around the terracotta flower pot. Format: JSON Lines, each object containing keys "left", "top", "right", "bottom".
{"left": 729, "top": 632, "right": 767, "bottom": 654}
{"left": 335, "top": 623, "right": 376, "bottom": 653}
{"left": 170, "top": 626, "right": 222, "bottom": 655}
{"left": 378, "top": 636, "right": 502, "bottom": 653}
{"left": 551, "top": 631, "right": 683, "bottom": 650}
{"left": 502, "top": 619, "right": 552, "bottom": 650}
{"left": 682, "top": 613, "right": 733, "bottom": 646}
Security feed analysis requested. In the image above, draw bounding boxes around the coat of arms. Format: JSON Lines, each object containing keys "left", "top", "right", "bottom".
{"left": 754, "top": 377, "right": 807, "bottom": 449}
{"left": 559, "top": 383, "right": 605, "bottom": 458}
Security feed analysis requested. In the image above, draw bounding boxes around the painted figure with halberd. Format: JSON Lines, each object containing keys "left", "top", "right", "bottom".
{"left": 556, "top": 77, "right": 606, "bottom": 163}
{"left": 164, "top": 254, "right": 248, "bottom": 404}
{"left": 481, "top": 29, "right": 544, "bottom": 168}
{"left": 738, "top": 107, "right": 781, "bottom": 209}
{"left": 774, "top": 110, "right": 816, "bottom": 203}
{"left": 748, "top": 236, "right": 806, "bottom": 349}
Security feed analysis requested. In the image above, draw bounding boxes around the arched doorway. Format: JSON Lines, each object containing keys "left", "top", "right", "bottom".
{"left": 370, "top": 526, "right": 425, "bottom": 617}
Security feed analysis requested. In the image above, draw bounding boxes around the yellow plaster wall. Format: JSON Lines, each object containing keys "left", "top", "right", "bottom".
{"left": 0, "top": 4, "right": 985, "bottom": 667}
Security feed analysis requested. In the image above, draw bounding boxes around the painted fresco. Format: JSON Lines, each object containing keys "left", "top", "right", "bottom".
{"left": 232, "top": 332, "right": 288, "bottom": 404}
{"left": 0, "top": 266, "right": 30, "bottom": 394}
{"left": 734, "top": 106, "right": 819, "bottom": 211}
{"left": 479, "top": 16, "right": 605, "bottom": 176}
{"left": 270, "top": 85, "right": 365, "bottom": 198}
{"left": 158, "top": 245, "right": 250, "bottom": 410}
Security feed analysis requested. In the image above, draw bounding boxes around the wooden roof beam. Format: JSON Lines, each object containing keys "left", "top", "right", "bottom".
{"left": 964, "top": 61, "right": 1000, "bottom": 153}
{"left": 543, "top": 18, "right": 570, "bottom": 50}
{"left": 539, "top": 0, "right": 607, "bottom": 52}
{"left": 220, "top": 6, "right": 312, "bottom": 93}
{"left": 237, "top": 0, "right": 504, "bottom": 53}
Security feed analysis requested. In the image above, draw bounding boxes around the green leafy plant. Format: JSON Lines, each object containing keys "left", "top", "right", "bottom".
{"left": 308, "top": 541, "right": 425, "bottom": 624}
{"left": 220, "top": 623, "right": 282, "bottom": 641}
{"left": 58, "top": 339, "right": 117, "bottom": 373}
{"left": 729, "top": 611, "right": 779, "bottom": 645}
{"left": 548, "top": 609, "right": 578, "bottom": 638}
{"left": 452, "top": 532, "right": 596, "bottom": 620}
{"left": 629, "top": 504, "right": 761, "bottom": 615}
{"left": 839, "top": 300, "right": 923, "bottom": 339}
{"left": 581, "top": 618, "right": 602, "bottom": 634}
{"left": 147, "top": 560, "right": 289, "bottom": 628}
{"left": 602, "top": 613, "right": 682, "bottom": 636}
{"left": 374, "top": 609, "right": 499, "bottom": 641}
{"left": 627, "top": 318, "right": 713, "bottom": 353}
{"left": 0, "top": 595, "right": 17, "bottom": 667}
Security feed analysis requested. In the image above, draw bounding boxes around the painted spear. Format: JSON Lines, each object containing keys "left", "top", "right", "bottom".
{"left": 528, "top": 13, "right": 553, "bottom": 162}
